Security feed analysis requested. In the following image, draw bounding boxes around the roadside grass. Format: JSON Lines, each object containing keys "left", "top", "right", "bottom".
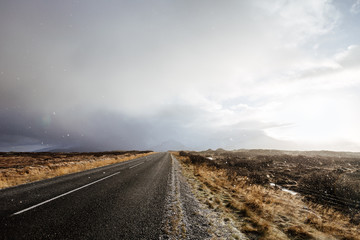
{"left": 174, "top": 152, "right": 360, "bottom": 240}
{"left": 0, "top": 152, "right": 155, "bottom": 189}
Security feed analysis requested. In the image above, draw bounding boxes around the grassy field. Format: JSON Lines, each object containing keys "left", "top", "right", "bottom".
{"left": 0, "top": 151, "right": 154, "bottom": 189}
{"left": 175, "top": 150, "right": 360, "bottom": 240}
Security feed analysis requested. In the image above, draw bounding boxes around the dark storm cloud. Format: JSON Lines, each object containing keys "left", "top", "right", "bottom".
{"left": 0, "top": 105, "right": 153, "bottom": 151}
{"left": 0, "top": 99, "right": 282, "bottom": 151}
{"left": 0, "top": 0, "right": 265, "bottom": 151}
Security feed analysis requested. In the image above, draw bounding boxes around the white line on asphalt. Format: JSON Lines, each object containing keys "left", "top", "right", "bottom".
{"left": 11, "top": 171, "right": 121, "bottom": 216}
{"left": 129, "top": 162, "right": 144, "bottom": 169}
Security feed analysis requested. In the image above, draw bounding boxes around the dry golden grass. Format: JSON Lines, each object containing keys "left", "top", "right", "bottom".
{"left": 174, "top": 152, "right": 360, "bottom": 240}
{"left": 0, "top": 152, "right": 155, "bottom": 189}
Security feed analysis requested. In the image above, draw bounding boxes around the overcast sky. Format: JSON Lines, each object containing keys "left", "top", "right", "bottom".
{"left": 1, "top": 0, "right": 360, "bottom": 152}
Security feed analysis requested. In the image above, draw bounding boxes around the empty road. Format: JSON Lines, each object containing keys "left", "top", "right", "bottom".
{"left": 0, "top": 152, "right": 172, "bottom": 239}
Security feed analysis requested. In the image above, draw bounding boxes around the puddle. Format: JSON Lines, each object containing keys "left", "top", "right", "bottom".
{"left": 270, "top": 183, "right": 298, "bottom": 195}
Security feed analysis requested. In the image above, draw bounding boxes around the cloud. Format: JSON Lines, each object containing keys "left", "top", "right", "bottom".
{"left": 255, "top": 0, "right": 339, "bottom": 46}
{"left": 335, "top": 45, "right": 360, "bottom": 68}
{"left": 351, "top": 0, "right": 360, "bottom": 14}
{"left": 256, "top": 46, "right": 360, "bottom": 149}
{"left": 0, "top": 101, "right": 290, "bottom": 151}
{"left": 1, "top": 1, "right": 359, "bottom": 151}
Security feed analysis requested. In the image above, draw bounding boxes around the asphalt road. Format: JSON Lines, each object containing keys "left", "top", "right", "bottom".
{"left": 0, "top": 152, "right": 172, "bottom": 239}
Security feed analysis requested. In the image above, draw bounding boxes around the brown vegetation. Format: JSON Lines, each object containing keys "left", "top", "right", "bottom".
{"left": 175, "top": 150, "right": 360, "bottom": 240}
{"left": 0, "top": 151, "right": 154, "bottom": 189}
{"left": 181, "top": 150, "right": 360, "bottom": 214}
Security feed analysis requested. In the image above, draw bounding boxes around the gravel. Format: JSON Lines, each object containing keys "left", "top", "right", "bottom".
{"left": 160, "top": 155, "right": 248, "bottom": 240}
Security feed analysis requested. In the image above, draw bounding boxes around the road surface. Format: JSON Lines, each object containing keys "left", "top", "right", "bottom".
{"left": 0, "top": 152, "right": 171, "bottom": 239}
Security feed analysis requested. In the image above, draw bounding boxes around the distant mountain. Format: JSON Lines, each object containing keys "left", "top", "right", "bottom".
{"left": 151, "top": 140, "right": 188, "bottom": 152}
{"left": 33, "top": 146, "right": 59, "bottom": 152}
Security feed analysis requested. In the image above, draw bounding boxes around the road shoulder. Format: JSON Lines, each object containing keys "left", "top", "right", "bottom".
{"left": 161, "top": 154, "right": 247, "bottom": 239}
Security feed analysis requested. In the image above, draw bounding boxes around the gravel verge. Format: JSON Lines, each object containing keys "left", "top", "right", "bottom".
{"left": 160, "top": 154, "right": 211, "bottom": 239}
{"left": 160, "top": 155, "right": 248, "bottom": 239}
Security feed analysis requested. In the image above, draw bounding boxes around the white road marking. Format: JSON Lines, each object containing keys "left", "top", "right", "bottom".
{"left": 129, "top": 162, "right": 144, "bottom": 169}
{"left": 11, "top": 171, "right": 121, "bottom": 216}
